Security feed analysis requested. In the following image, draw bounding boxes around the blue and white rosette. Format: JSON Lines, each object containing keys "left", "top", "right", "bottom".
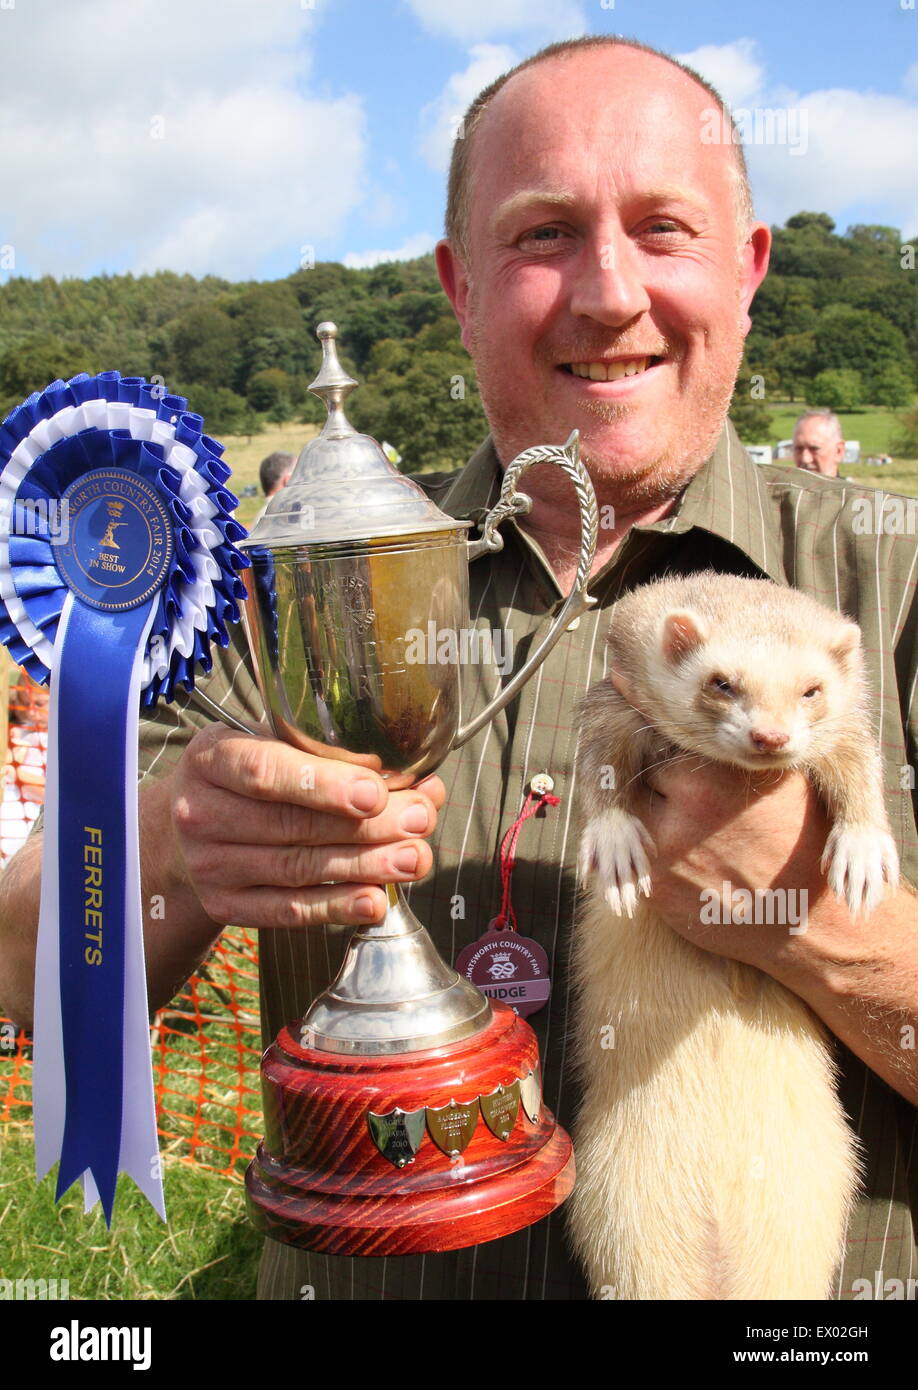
{"left": 0, "top": 371, "right": 249, "bottom": 1222}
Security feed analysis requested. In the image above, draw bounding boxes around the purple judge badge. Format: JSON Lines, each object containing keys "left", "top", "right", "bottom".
{"left": 456, "top": 922, "right": 552, "bottom": 1020}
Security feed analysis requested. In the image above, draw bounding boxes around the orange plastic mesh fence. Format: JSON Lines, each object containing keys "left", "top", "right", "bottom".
{"left": 0, "top": 673, "right": 263, "bottom": 1179}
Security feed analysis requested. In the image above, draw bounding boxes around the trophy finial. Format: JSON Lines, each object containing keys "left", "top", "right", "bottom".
{"left": 309, "top": 321, "right": 358, "bottom": 438}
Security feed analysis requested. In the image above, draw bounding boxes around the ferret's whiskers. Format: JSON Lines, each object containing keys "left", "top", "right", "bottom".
{"left": 623, "top": 748, "right": 711, "bottom": 792}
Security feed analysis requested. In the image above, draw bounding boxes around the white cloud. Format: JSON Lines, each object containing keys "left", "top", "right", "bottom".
{"left": 406, "top": 0, "right": 586, "bottom": 44}
{"left": 675, "top": 40, "right": 918, "bottom": 239}
{"left": 343, "top": 233, "right": 437, "bottom": 269}
{"left": 748, "top": 88, "right": 918, "bottom": 240}
{"left": 419, "top": 43, "right": 518, "bottom": 172}
{"left": 0, "top": 0, "right": 367, "bottom": 278}
{"left": 675, "top": 38, "right": 765, "bottom": 109}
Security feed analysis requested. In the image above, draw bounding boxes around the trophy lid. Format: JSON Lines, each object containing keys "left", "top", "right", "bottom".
{"left": 240, "top": 322, "right": 470, "bottom": 549}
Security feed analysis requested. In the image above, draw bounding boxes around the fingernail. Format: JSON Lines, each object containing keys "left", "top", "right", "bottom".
{"left": 399, "top": 803, "right": 429, "bottom": 834}
{"left": 392, "top": 845, "right": 419, "bottom": 874}
{"left": 350, "top": 779, "right": 380, "bottom": 812}
{"left": 353, "top": 894, "right": 379, "bottom": 919}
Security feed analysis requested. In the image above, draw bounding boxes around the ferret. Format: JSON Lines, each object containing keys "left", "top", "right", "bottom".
{"left": 569, "top": 571, "right": 899, "bottom": 1301}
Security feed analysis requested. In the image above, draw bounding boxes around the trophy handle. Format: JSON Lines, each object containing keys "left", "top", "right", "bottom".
{"left": 191, "top": 688, "right": 269, "bottom": 736}
{"left": 452, "top": 430, "right": 598, "bottom": 750}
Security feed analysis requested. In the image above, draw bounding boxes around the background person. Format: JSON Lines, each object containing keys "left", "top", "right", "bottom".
{"left": 793, "top": 408, "right": 846, "bottom": 477}
{"left": 252, "top": 450, "right": 294, "bottom": 524}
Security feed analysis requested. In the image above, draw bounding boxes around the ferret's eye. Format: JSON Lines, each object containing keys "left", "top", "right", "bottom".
{"left": 709, "top": 676, "right": 735, "bottom": 697}
{"left": 802, "top": 685, "right": 821, "bottom": 699}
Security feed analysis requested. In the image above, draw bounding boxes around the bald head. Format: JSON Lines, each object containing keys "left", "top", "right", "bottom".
{"left": 445, "top": 37, "right": 753, "bottom": 265}
{"left": 793, "top": 410, "right": 845, "bottom": 477}
{"left": 433, "top": 34, "right": 771, "bottom": 509}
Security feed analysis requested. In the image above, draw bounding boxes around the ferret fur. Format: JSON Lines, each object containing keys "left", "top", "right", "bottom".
{"left": 569, "top": 572, "right": 899, "bottom": 1300}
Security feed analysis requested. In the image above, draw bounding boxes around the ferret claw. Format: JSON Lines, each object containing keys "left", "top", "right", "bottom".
{"left": 822, "top": 822, "right": 900, "bottom": 920}
{"left": 579, "top": 809, "right": 656, "bottom": 918}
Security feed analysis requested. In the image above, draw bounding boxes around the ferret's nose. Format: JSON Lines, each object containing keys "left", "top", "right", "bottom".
{"left": 750, "top": 729, "right": 790, "bottom": 752}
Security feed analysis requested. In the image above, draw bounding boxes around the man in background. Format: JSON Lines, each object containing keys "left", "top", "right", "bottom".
{"left": 793, "top": 407, "right": 846, "bottom": 477}
{"left": 253, "top": 449, "right": 294, "bottom": 523}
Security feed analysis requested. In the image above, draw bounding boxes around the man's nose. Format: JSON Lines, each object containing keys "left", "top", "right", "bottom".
{"left": 568, "top": 230, "right": 652, "bottom": 325}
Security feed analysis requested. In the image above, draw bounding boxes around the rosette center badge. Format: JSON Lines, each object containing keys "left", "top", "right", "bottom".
{"left": 56, "top": 470, "right": 174, "bottom": 610}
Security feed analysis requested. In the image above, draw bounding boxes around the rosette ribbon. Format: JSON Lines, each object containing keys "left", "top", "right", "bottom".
{"left": 0, "top": 372, "right": 249, "bottom": 1221}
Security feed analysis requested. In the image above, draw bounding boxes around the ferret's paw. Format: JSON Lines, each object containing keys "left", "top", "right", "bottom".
{"left": 821, "top": 822, "right": 900, "bottom": 919}
{"left": 578, "top": 809, "right": 655, "bottom": 918}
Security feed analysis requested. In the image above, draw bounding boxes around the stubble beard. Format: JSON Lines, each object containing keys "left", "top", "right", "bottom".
{"left": 465, "top": 279, "right": 747, "bottom": 513}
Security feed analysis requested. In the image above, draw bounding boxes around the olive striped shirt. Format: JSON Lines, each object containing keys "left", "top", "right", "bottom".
{"left": 136, "top": 420, "right": 918, "bottom": 1301}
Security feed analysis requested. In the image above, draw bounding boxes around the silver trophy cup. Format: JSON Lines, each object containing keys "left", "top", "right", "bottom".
{"left": 199, "top": 322, "right": 598, "bottom": 1253}
{"left": 201, "top": 322, "right": 599, "bottom": 1060}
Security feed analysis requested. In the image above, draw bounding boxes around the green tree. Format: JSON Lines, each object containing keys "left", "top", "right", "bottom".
{"left": 813, "top": 305, "right": 908, "bottom": 378}
{"left": 393, "top": 291, "right": 445, "bottom": 337}
{"left": 810, "top": 368, "right": 863, "bottom": 411}
{"left": 247, "top": 367, "right": 290, "bottom": 413}
{"left": 891, "top": 405, "right": 918, "bottom": 458}
{"left": 170, "top": 305, "right": 240, "bottom": 388}
{"left": 177, "top": 384, "right": 250, "bottom": 437}
{"left": 0, "top": 336, "right": 96, "bottom": 401}
{"left": 349, "top": 349, "right": 486, "bottom": 469}
{"left": 729, "top": 372, "right": 772, "bottom": 442}
{"left": 366, "top": 263, "right": 402, "bottom": 299}
{"left": 769, "top": 333, "right": 817, "bottom": 398}
{"left": 863, "top": 364, "right": 914, "bottom": 408}
{"left": 785, "top": 212, "right": 836, "bottom": 234}
{"left": 416, "top": 316, "right": 463, "bottom": 352}
{"left": 364, "top": 337, "right": 412, "bottom": 377}
{"left": 845, "top": 225, "right": 901, "bottom": 255}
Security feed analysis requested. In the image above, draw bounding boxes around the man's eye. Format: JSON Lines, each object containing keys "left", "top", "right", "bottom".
{"left": 519, "top": 226, "right": 564, "bottom": 248}
{"left": 645, "top": 220, "right": 681, "bottom": 234}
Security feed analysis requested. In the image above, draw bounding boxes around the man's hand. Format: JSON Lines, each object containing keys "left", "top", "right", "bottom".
{"left": 633, "top": 759, "right": 918, "bottom": 1106}
{"left": 169, "top": 724, "right": 445, "bottom": 931}
{"left": 0, "top": 723, "right": 446, "bottom": 1028}
{"left": 633, "top": 759, "right": 833, "bottom": 969}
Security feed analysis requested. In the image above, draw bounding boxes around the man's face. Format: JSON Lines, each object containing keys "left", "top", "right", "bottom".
{"left": 437, "top": 48, "right": 770, "bottom": 506}
{"left": 793, "top": 420, "right": 844, "bottom": 476}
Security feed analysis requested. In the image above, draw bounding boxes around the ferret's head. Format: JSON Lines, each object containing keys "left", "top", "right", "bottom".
{"left": 610, "top": 591, "right": 864, "bottom": 771}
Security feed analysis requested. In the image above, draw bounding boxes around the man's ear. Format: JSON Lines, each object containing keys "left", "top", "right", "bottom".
{"left": 739, "top": 222, "right": 771, "bottom": 336}
{"left": 435, "top": 239, "right": 473, "bottom": 353}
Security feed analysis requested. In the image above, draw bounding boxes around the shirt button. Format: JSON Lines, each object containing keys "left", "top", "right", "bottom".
{"left": 530, "top": 773, "right": 555, "bottom": 795}
{"left": 567, "top": 616, "right": 580, "bottom": 631}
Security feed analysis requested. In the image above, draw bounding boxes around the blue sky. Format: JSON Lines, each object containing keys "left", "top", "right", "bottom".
{"left": 0, "top": 0, "right": 915, "bottom": 282}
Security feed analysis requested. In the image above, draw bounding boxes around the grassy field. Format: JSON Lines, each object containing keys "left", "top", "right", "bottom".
{"left": 0, "top": 925, "right": 264, "bottom": 1300}
{"left": 0, "top": 1127, "right": 262, "bottom": 1299}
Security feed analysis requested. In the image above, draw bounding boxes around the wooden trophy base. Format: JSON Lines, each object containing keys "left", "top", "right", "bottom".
{"left": 245, "top": 1002, "right": 575, "bottom": 1256}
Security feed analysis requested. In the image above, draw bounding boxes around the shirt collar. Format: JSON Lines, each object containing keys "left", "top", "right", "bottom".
{"left": 436, "top": 419, "right": 788, "bottom": 587}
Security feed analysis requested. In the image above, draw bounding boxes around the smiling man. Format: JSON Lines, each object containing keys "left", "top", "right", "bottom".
{"left": 436, "top": 39, "right": 770, "bottom": 583}
{"left": 1, "top": 35, "right": 916, "bottom": 1303}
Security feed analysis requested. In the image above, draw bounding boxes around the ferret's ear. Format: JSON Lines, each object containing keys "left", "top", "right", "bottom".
{"left": 829, "top": 621, "right": 861, "bottom": 670}
{"left": 661, "top": 609, "right": 707, "bottom": 664}
{"left": 609, "top": 666, "right": 638, "bottom": 706}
